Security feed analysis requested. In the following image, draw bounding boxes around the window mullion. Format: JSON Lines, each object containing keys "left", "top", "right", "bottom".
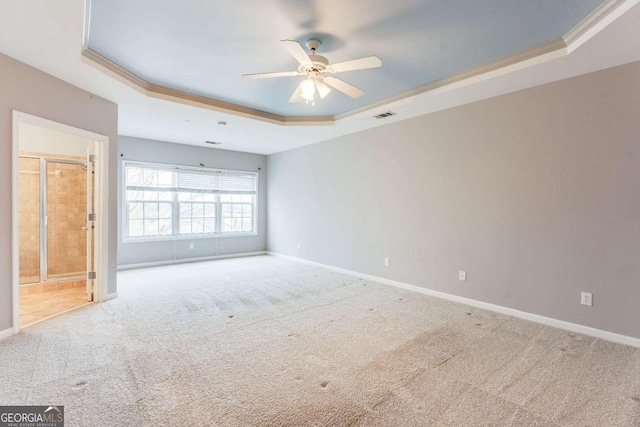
{"left": 216, "top": 192, "right": 222, "bottom": 234}
{"left": 172, "top": 190, "right": 179, "bottom": 237}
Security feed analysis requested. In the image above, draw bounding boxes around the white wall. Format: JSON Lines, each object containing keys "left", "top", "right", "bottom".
{"left": 267, "top": 60, "right": 640, "bottom": 339}
{"left": 117, "top": 136, "right": 267, "bottom": 266}
{"left": 19, "top": 122, "right": 92, "bottom": 157}
{"left": 0, "top": 53, "right": 118, "bottom": 332}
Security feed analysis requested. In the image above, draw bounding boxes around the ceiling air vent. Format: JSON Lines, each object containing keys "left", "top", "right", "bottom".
{"left": 205, "top": 141, "right": 222, "bottom": 145}
{"left": 374, "top": 111, "right": 396, "bottom": 119}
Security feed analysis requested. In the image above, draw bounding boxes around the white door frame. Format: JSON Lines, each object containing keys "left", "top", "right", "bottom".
{"left": 11, "top": 111, "right": 110, "bottom": 333}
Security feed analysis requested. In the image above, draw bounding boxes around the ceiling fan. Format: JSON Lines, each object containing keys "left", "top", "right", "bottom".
{"left": 243, "top": 39, "right": 382, "bottom": 105}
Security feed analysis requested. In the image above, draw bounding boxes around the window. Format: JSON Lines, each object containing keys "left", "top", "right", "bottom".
{"left": 179, "top": 192, "right": 217, "bottom": 235}
{"left": 221, "top": 194, "right": 254, "bottom": 232}
{"left": 124, "top": 161, "right": 257, "bottom": 240}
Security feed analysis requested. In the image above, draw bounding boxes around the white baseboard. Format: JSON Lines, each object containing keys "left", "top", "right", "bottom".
{"left": 117, "top": 251, "right": 267, "bottom": 271}
{"left": 0, "top": 327, "right": 15, "bottom": 341}
{"left": 105, "top": 292, "right": 118, "bottom": 301}
{"left": 268, "top": 252, "right": 640, "bottom": 348}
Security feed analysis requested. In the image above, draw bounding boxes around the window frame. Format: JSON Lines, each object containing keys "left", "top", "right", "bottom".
{"left": 122, "top": 160, "right": 258, "bottom": 242}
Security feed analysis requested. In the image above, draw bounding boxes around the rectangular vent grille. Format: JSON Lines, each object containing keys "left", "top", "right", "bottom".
{"left": 205, "top": 141, "right": 222, "bottom": 145}
{"left": 374, "top": 111, "right": 397, "bottom": 119}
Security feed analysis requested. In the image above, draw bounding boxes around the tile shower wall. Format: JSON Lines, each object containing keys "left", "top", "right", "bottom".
{"left": 46, "top": 160, "right": 87, "bottom": 277}
{"left": 18, "top": 153, "right": 88, "bottom": 287}
{"left": 18, "top": 157, "right": 40, "bottom": 283}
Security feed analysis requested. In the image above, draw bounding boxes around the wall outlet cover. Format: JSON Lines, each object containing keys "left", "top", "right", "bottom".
{"left": 581, "top": 292, "right": 593, "bottom": 306}
{"left": 459, "top": 271, "right": 467, "bottom": 281}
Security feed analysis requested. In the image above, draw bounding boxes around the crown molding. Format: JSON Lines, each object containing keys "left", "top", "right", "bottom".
{"left": 81, "top": 0, "right": 636, "bottom": 126}
{"left": 342, "top": 0, "right": 637, "bottom": 121}
{"left": 563, "top": 0, "right": 638, "bottom": 53}
{"left": 336, "top": 38, "right": 567, "bottom": 120}
{"left": 80, "top": 48, "right": 334, "bottom": 126}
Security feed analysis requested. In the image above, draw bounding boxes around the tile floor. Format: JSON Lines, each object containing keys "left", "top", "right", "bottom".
{"left": 19, "top": 286, "right": 91, "bottom": 327}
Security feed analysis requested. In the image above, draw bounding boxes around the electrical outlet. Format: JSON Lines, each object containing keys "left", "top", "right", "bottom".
{"left": 189, "top": 242, "right": 194, "bottom": 250}
{"left": 384, "top": 257, "right": 390, "bottom": 267}
{"left": 581, "top": 292, "right": 593, "bottom": 306}
{"left": 459, "top": 271, "right": 467, "bottom": 281}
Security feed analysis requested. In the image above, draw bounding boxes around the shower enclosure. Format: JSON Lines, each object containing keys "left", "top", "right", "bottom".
{"left": 18, "top": 154, "right": 92, "bottom": 290}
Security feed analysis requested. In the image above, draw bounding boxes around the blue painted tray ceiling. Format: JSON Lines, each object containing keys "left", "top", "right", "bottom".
{"left": 88, "top": 0, "right": 604, "bottom": 117}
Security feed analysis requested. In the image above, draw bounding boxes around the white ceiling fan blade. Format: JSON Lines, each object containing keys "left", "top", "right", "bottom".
{"left": 324, "top": 76, "right": 365, "bottom": 98}
{"left": 243, "top": 71, "right": 301, "bottom": 79}
{"left": 288, "top": 81, "right": 305, "bottom": 103}
{"left": 281, "top": 39, "right": 311, "bottom": 65}
{"left": 328, "top": 56, "right": 382, "bottom": 73}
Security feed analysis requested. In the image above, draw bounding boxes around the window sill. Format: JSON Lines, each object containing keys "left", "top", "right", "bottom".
{"left": 123, "top": 232, "right": 258, "bottom": 244}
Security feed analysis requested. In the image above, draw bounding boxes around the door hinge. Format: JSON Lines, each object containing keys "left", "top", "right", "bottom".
{"left": 88, "top": 154, "right": 96, "bottom": 163}
{"left": 88, "top": 271, "right": 96, "bottom": 280}
{"left": 88, "top": 213, "right": 96, "bottom": 221}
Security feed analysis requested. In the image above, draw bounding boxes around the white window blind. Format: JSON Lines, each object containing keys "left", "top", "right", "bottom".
{"left": 126, "top": 164, "right": 257, "bottom": 193}
{"left": 175, "top": 170, "right": 256, "bottom": 194}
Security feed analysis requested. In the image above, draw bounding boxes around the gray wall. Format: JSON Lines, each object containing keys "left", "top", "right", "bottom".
{"left": 267, "top": 61, "right": 640, "bottom": 339}
{"left": 0, "top": 53, "right": 118, "bottom": 331}
{"left": 118, "top": 136, "right": 267, "bottom": 266}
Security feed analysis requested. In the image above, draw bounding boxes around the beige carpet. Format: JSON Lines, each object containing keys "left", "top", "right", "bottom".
{"left": 0, "top": 255, "right": 638, "bottom": 426}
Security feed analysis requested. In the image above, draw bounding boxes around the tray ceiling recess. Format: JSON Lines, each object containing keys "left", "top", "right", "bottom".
{"left": 82, "top": 0, "right": 628, "bottom": 126}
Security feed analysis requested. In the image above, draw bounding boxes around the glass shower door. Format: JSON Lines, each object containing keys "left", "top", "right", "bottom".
{"left": 45, "top": 160, "right": 88, "bottom": 280}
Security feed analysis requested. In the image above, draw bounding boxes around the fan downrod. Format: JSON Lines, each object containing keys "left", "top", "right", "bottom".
{"left": 298, "top": 39, "right": 328, "bottom": 74}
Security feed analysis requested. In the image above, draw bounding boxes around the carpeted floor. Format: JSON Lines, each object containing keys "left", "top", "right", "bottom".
{"left": 0, "top": 255, "right": 638, "bottom": 426}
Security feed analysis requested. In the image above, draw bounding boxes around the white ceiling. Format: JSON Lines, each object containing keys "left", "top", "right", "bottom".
{"left": 0, "top": 0, "right": 639, "bottom": 155}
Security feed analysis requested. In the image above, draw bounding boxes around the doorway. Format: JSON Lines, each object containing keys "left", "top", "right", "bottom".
{"left": 17, "top": 155, "right": 94, "bottom": 326}
{"left": 12, "top": 112, "right": 109, "bottom": 331}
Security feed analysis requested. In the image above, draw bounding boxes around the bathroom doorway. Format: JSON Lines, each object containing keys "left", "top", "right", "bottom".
{"left": 18, "top": 155, "right": 93, "bottom": 326}
{"left": 12, "top": 112, "right": 108, "bottom": 329}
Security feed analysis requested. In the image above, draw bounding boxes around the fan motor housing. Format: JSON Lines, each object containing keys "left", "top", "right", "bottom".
{"left": 299, "top": 54, "right": 329, "bottom": 74}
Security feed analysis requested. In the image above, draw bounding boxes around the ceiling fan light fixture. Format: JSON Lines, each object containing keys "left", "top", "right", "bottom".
{"left": 316, "top": 80, "right": 331, "bottom": 99}
{"left": 246, "top": 39, "right": 382, "bottom": 105}
{"left": 301, "top": 78, "right": 316, "bottom": 103}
